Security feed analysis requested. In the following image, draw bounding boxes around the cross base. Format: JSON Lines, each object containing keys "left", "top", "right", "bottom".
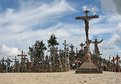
{"left": 75, "top": 61, "right": 102, "bottom": 73}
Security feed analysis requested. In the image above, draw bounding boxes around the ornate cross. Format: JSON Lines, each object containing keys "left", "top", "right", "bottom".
{"left": 75, "top": 10, "right": 99, "bottom": 49}
{"left": 17, "top": 51, "right": 27, "bottom": 63}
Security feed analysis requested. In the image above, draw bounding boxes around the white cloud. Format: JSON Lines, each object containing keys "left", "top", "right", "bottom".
{"left": 0, "top": 0, "right": 121, "bottom": 60}
{"left": 100, "top": 0, "right": 117, "bottom": 13}
{"left": 0, "top": 0, "right": 77, "bottom": 58}
{"left": 0, "top": 44, "right": 19, "bottom": 59}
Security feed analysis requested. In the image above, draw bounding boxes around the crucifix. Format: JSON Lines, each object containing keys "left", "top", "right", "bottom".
{"left": 75, "top": 10, "right": 99, "bottom": 50}
{"left": 17, "top": 51, "right": 27, "bottom": 64}
{"left": 92, "top": 38, "right": 103, "bottom": 56}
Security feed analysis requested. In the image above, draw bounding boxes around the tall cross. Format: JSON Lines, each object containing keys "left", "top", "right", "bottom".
{"left": 63, "top": 40, "right": 69, "bottom": 68}
{"left": 75, "top": 10, "right": 99, "bottom": 49}
{"left": 111, "top": 56, "right": 115, "bottom": 70}
{"left": 115, "top": 55, "right": 120, "bottom": 68}
{"left": 63, "top": 40, "right": 69, "bottom": 55}
{"left": 17, "top": 51, "right": 27, "bottom": 63}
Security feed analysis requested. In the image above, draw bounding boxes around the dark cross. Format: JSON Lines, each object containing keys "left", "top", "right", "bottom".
{"left": 115, "top": 55, "right": 120, "bottom": 69}
{"left": 75, "top": 10, "right": 99, "bottom": 49}
{"left": 92, "top": 38, "right": 103, "bottom": 56}
{"left": 80, "top": 43, "right": 85, "bottom": 50}
{"left": 63, "top": 40, "right": 69, "bottom": 56}
{"left": 70, "top": 44, "right": 74, "bottom": 52}
{"left": 17, "top": 51, "right": 27, "bottom": 63}
{"left": 111, "top": 56, "right": 115, "bottom": 71}
{"left": 63, "top": 40, "right": 69, "bottom": 68}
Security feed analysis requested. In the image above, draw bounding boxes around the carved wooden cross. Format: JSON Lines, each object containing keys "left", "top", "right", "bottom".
{"left": 75, "top": 10, "right": 99, "bottom": 49}
{"left": 17, "top": 51, "right": 27, "bottom": 63}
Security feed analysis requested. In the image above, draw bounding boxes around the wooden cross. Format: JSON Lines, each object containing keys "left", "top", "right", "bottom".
{"left": 115, "top": 55, "right": 120, "bottom": 68}
{"left": 63, "top": 40, "right": 69, "bottom": 68}
{"left": 17, "top": 51, "right": 27, "bottom": 63}
{"left": 70, "top": 44, "right": 74, "bottom": 52}
{"left": 75, "top": 10, "right": 99, "bottom": 49}
{"left": 111, "top": 56, "right": 116, "bottom": 70}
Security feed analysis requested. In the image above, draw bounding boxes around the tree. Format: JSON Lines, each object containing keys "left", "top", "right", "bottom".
{"left": 48, "top": 33, "right": 59, "bottom": 47}
{"left": 28, "top": 40, "right": 47, "bottom": 64}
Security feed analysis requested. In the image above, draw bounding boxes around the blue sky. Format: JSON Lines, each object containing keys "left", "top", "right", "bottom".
{"left": 0, "top": 0, "right": 121, "bottom": 60}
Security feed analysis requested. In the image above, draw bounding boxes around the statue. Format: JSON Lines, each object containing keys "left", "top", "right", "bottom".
{"left": 92, "top": 38, "right": 103, "bottom": 56}
{"left": 76, "top": 10, "right": 99, "bottom": 50}
{"left": 75, "top": 10, "right": 102, "bottom": 73}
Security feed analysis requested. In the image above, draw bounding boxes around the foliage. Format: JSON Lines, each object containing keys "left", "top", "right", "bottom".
{"left": 48, "top": 33, "right": 59, "bottom": 47}
{"left": 28, "top": 40, "right": 47, "bottom": 63}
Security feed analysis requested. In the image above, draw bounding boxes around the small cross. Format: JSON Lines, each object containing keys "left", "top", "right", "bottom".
{"left": 17, "top": 51, "right": 27, "bottom": 63}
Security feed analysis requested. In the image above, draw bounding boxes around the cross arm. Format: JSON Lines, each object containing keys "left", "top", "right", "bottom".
{"left": 88, "top": 15, "right": 99, "bottom": 20}
{"left": 75, "top": 16, "right": 85, "bottom": 20}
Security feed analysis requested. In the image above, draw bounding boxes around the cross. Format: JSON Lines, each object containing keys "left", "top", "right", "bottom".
{"left": 80, "top": 43, "right": 85, "bottom": 50}
{"left": 17, "top": 51, "right": 27, "bottom": 63}
{"left": 70, "top": 44, "right": 74, "bottom": 52}
{"left": 111, "top": 56, "right": 116, "bottom": 70}
{"left": 75, "top": 10, "right": 99, "bottom": 49}
{"left": 63, "top": 40, "right": 69, "bottom": 68}
{"left": 115, "top": 55, "right": 120, "bottom": 68}
{"left": 92, "top": 38, "right": 103, "bottom": 56}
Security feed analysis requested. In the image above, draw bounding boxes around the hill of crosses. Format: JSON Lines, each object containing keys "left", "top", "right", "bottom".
{"left": 0, "top": 10, "right": 120, "bottom": 73}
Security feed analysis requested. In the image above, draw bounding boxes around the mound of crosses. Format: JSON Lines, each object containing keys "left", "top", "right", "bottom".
{"left": 75, "top": 10, "right": 102, "bottom": 73}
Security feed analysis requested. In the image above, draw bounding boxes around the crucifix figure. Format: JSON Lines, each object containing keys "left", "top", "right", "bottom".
{"left": 76, "top": 10, "right": 99, "bottom": 49}
{"left": 92, "top": 38, "right": 103, "bottom": 56}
